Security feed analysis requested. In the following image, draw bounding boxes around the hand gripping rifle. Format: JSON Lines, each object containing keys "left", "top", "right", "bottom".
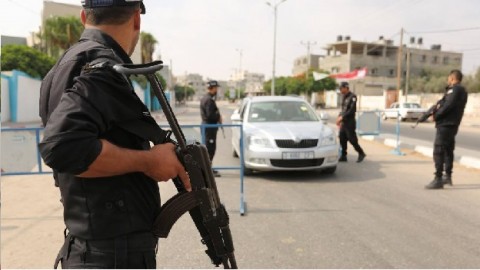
{"left": 411, "top": 101, "right": 441, "bottom": 129}
{"left": 113, "top": 61, "right": 237, "bottom": 269}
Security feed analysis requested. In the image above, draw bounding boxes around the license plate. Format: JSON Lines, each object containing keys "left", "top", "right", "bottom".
{"left": 282, "top": 151, "right": 314, "bottom": 160}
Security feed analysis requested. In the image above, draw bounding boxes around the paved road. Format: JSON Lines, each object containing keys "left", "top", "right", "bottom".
{"left": 2, "top": 101, "right": 480, "bottom": 268}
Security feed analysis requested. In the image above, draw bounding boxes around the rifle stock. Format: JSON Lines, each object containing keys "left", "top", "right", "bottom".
{"left": 113, "top": 61, "right": 238, "bottom": 269}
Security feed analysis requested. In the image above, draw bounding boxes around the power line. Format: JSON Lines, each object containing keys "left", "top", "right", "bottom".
{"left": 409, "top": 27, "right": 480, "bottom": 34}
{"left": 6, "top": 0, "right": 39, "bottom": 15}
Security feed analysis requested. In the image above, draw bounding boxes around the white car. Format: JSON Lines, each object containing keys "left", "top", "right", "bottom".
{"left": 383, "top": 102, "right": 428, "bottom": 121}
{"left": 230, "top": 96, "right": 338, "bottom": 175}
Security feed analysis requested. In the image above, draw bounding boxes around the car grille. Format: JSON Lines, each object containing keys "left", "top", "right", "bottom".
{"left": 275, "top": 139, "right": 318, "bottom": 148}
{"left": 270, "top": 158, "right": 324, "bottom": 168}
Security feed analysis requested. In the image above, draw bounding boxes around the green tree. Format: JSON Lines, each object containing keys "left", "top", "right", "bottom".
{"left": 464, "top": 67, "right": 480, "bottom": 93}
{"left": 263, "top": 69, "right": 336, "bottom": 96}
{"left": 1, "top": 45, "right": 56, "bottom": 78}
{"left": 140, "top": 32, "right": 157, "bottom": 64}
{"left": 174, "top": 85, "right": 195, "bottom": 103}
{"left": 41, "top": 16, "right": 84, "bottom": 58}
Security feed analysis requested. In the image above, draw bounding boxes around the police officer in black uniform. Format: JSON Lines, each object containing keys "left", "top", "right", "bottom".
{"left": 336, "top": 82, "right": 367, "bottom": 163}
{"left": 38, "top": 1, "right": 191, "bottom": 268}
{"left": 200, "top": 80, "right": 222, "bottom": 176}
{"left": 425, "top": 69, "right": 468, "bottom": 189}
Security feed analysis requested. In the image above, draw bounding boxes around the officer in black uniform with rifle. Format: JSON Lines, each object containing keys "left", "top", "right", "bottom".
{"left": 413, "top": 70, "right": 468, "bottom": 189}
{"left": 37, "top": 0, "right": 239, "bottom": 268}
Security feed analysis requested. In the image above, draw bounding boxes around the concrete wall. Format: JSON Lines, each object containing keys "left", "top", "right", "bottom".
{"left": 359, "top": 92, "right": 480, "bottom": 116}
{"left": 1, "top": 75, "right": 11, "bottom": 122}
{"left": 16, "top": 71, "right": 42, "bottom": 122}
{"left": 1, "top": 70, "right": 152, "bottom": 124}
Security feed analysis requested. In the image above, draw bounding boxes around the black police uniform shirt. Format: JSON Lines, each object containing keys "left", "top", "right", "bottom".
{"left": 38, "top": 29, "right": 163, "bottom": 240}
{"left": 340, "top": 91, "right": 357, "bottom": 123}
{"left": 434, "top": 84, "right": 468, "bottom": 127}
{"left": 200, "top": 93, "right": 220, "bottom": 124}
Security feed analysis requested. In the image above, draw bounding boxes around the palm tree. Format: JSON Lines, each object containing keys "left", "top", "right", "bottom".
{"left": 41, "top": 16, "right": 83, "bottom": 58}
{"left": 140, "top": 32, "right": 158, "bottom": 63}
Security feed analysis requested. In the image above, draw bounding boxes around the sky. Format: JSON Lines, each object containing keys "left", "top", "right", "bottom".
{"left": 1, "top": 0, "right": 480, "bottom": 81}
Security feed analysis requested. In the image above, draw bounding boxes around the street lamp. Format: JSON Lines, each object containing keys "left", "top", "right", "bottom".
{"left": 266, "top": 0, "right": 288, "bottom": 96}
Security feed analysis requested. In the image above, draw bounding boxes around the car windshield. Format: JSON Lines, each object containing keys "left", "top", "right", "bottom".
{"left": 404, "top": 103, "right": 421, "bottom": 108}
{"left": 248, "top": 101, "right": 319, "bottom": 122}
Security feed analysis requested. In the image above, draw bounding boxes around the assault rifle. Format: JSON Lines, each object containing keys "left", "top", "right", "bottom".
{"left": 411, "top": 101, "right": 441, "bottom": 129}
{"left": 113, "top": 61, "right": 237, "bottom": 269}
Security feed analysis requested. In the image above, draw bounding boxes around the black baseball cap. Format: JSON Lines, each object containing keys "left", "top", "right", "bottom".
{"left": 207, "top": 80, "right": 220, "bottom": 88}
{"left": 81, "top": 0, "right": 146, "bottom": 14}
{"left": 339, "top": 82, "right": 349, "bottom": 88}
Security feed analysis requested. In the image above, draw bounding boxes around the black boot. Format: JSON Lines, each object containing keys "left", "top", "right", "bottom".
{"left": 338, "top": 156, "right": 347, "bottom": 162}
{"left": 357, "top": 153, "right": 366, "bottom": 163}
{"left": 443, "top": 174, "right": 452, "bottom": 186}
{"left": 425, "top": 176, "right": 444, "bottom": 189}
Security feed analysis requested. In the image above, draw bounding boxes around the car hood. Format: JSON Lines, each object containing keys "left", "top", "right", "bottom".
{"left": 245, "top": 121, "right": 334, "bottom": 140}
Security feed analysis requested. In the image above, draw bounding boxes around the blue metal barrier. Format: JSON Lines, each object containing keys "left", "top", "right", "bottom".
{"left": 1, "top": 124, "right": 246, "bottom": 215}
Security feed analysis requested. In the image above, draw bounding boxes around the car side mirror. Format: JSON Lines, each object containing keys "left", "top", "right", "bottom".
{"left": 231, "top": 112, "right": 242, "bottom": 122}
{"left": 319, "top": 111, "right": 329, "bottom": 124}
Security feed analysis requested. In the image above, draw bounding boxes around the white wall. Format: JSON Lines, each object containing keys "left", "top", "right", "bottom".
{"left": 16, "top": 75, "right": 42, "bottom": 122}
{"left": 1, "top": 76, "right": 11, "bottom": 122}
{"left": 360, "top": 92, "right": 480, "bottom": 116}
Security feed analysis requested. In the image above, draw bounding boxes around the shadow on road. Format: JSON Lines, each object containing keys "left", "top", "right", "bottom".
{"left": 246, "top": 159, "right": 385, "bottom": 184}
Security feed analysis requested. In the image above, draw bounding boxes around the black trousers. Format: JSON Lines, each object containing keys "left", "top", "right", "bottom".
{"left": 433, "top": 125, "right": 458, "bottom": 177}
{"left": 204, "top": 127, "right": 218, "bottom": 161}
{"left": 339, "top": 121, "right": 365, "bottom": 157}
{"left": 54, "top": 231, "right": 158, "bottom": 269}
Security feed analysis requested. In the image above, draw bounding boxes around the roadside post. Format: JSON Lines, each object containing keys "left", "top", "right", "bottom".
{"left": 391, "top": 111, "right": 405, "bottom": 156}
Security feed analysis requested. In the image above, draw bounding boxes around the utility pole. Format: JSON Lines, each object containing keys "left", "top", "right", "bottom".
{"left": 405, "top": 48, "right": 411, "bottom": 102}
{"left": 235, "top": 49, "right": 243, "bottom": 99}
{"left": 300, "top": 40, "right": 316, "bottom": 69}
{"left": 396, "top": 28, "right": 404, "bottom": 93}
{"left": 301, "top": 40, "right": 316, "bottom": 102}
{"left": 266, "top": 0, "right": 288, "bottom": 96}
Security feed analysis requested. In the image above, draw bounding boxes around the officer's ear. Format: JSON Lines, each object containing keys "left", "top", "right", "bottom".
{"left": 133, "top": 9, "right": 141, "bottom": 31}
{"left": 80, "top": 10, "right": 87, "bottom": 26}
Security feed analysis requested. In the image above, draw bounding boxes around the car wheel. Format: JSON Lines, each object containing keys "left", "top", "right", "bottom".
{"left": 243, "top": 167, "right": 254, "bottom": 176}
{"left": 232, "top": 148, "right": 239, "bottom": 158}
{"left": 323, "top": 166, "right": 337, "bottom": 174}
{"left": 382, "top": 113, "right": 388, "bottom": 120}
{"left": 399, "top": 115, "right": 404, "bottom": 122}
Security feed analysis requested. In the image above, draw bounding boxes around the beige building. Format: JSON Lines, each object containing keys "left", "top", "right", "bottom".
{"left": 319, "top": 36, "right": 462, "bottom": 95}
{"left": 229, "top": 70, "right": 265, "bottom": 96}
{"left": 292, "top": 54, "right": 321, "bottom": 76}
{"left": 39, "top": 0, "right": 142, "bottom": 63}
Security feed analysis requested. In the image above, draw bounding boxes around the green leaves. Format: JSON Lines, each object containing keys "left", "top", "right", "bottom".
{"left": 1, "top": 45, "right": 56, "bottom": 78}
{"left": 41, "top": 16, "right": 84, "bottom": 58}
{"left": 263, "top": 69, "right": 336, "bottom": 96}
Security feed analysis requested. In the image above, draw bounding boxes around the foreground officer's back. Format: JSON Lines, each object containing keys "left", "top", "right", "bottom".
{"left": 38, "top": 1, "right": 191, "bottom": 268}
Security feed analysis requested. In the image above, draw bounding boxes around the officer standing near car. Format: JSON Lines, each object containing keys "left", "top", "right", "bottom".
{"left": 38, "top": 1, "right": 191, "bottom": 268}
{"left": 336, "top": 82, "right": 367, "bottom": 163}
{"left": 200, "top": 80, "right": 222, "bottom": 177}
{"left": 425, "top": 69, "right": 468, "bottom": 189}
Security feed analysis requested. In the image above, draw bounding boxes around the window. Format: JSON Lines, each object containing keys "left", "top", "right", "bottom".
{"left": 421, "top": 55, "right": 426, "bottom": 62}
{"left": 389, "top": 69, "right": 395, "bottom": 76}
{"left": 443, "top": 57, "right": 449, "bottom": 65}
{"left": 371, "top": 68, "right": 378, "bottom": 75}
{"left": 432, "top": 56, "right": 438, "bottom": 64}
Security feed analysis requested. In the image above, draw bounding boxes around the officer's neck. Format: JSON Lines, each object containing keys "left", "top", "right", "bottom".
{"left": 85, "top": 24, "right": 136, "bottom": 56}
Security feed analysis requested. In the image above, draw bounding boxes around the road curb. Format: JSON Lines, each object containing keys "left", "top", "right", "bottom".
{"left": 360, "top": 135, "right": 480, "bottom": 170}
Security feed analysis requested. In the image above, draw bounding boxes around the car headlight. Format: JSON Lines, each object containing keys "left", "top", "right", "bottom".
{"left": 248, "top": 134, "right": 274, "bottom": 148}
{"left": 320, "top": 134, "right": 336, "bottom": 146}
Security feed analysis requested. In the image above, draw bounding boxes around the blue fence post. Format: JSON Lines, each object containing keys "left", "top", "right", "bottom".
{"left": 391, "top": 111, "right": 405, "bottom": 156}
{"left": 239, "top": 123, "right": 245, "bottom": 216}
